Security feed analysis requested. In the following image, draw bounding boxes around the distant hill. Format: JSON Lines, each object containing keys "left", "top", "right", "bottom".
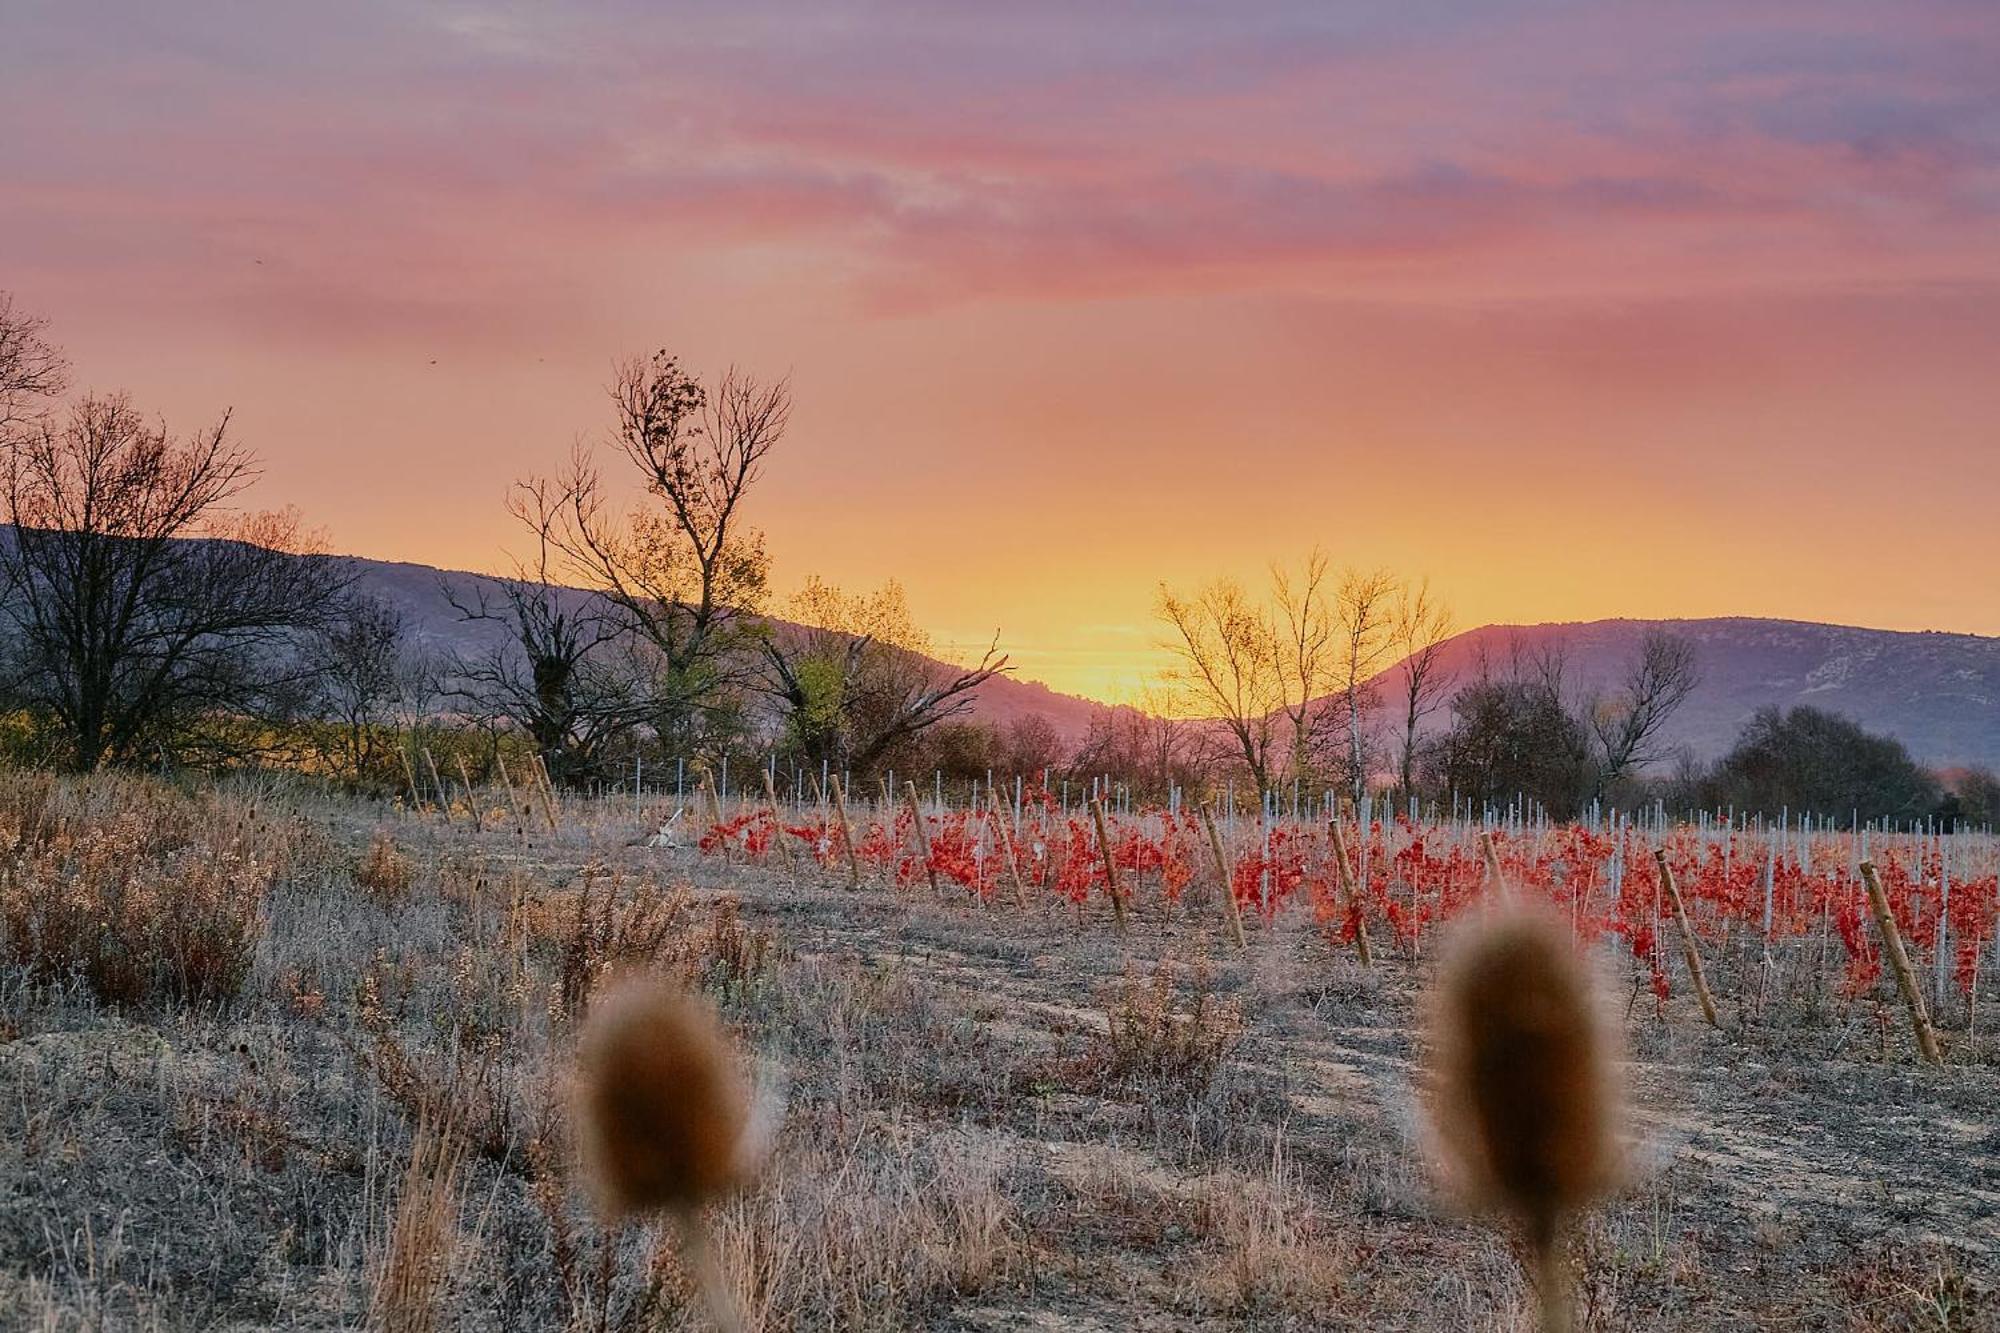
{"left": 348, "top": 558, "right": 2000, "bottom": 770}
{"left": 1369, "top": 618, "right": 2000, "bottom": 771}
{"left": 344, "top": 555, "right": 1119, "bottom": 742}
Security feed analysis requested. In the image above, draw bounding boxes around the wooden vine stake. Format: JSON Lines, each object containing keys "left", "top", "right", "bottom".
{"left": 1197, "top": 800, "right": 1246, "bottom": 948}
{"left": 1859, "top": 860, "right": 1943, "bottom": 1064}
{"left": 455, "top": 756, "right": 480, "bottom": 830}
{"left": 705, "top": 770, "right": 728, "bottom": 826}
{"left": 903, "top": 781, "right": 943, "bottom": 899}
{"left": 988, "top": 786, "right": 1030, "bottom": 910}
{"left": 530, "top": 755, "right": 561, "bottom": 832}
{"left": 1478, "top": 830, "right": 1513, "bottom": 906}
{"left": 828, "top": 775, "right": 862, "bottom": 888}
{"left": 494, "top": 753, "right": 527, "bottom": 833}
{"left": 760, "top": 768, "right": 796, "bottom": 874}
{"left": 1088, "top": 798, "right": 1130, "bottom": 936}
{"left": 1653, "top": 849, "right": 1721, "bottom": 1030}
{"left": 701, "top": 772, "right": 729, "bottom": 864}
{"left": 422, "top": 748, "right": 453, "bottom": 826}
{"left": 398, "top": 746, "right": 425, "bottom": 815}
{"left": 1325, "top": 820, "right": 1374, "bottom": 968}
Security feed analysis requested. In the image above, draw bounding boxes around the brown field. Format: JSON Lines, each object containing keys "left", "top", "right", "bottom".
{"left": 0, "top": 776, "right": 1993, "bottom": 1330}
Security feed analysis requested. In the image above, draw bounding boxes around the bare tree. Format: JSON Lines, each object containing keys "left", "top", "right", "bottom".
{"left": 1155, "top": 577, "right": 1282, "bottom": 792}
{"left": 1271, "top": 548, "right": 1335, "bottom": 787}
{"left": 1422, "top": 668, "right": 1594, "bottom": 820}
{"left": 1390, "top": 578, "right": 1455, "bottom": 799}
{"left": 442, "top": 477, "right": 646, "bottom": 787}
{"left": 545, "top": 354, "right": 783, "bottom": 754}
{"left": 1518, "top": 634, "right": 1573, "bottom": 705}
{"left": 1063, "top": 686, "right": 1219, "bottom": 802}
{"left": 761, "top": 576, "right": 1006, "bottom": 778}
{"left": 1332, "top": 568, "right": 1399, "bottom": 804}
{"left": 0, "top": 394, "right": 345, "bottom": 770}
{"left": 1414, "top": 628, "right": 1697, "bottom": 815}
{"left": 1129, "top": 682, "right": 1225, "bottom": 796}
{"left": 0, "top": 293, "right": 68, "bottom": 436}
{"left": 1001, "top": 713, "right": 1067, "bottom": 781}
{"left": 310, "top": 592, "right": 412, "bottom": 785}
{"left": 1590, "top": 627, "right": 1700, "bottom": 798}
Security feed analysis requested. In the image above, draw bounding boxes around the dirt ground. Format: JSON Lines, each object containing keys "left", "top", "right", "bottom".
{"left": 1, "top": 796, "right": 1994, "bottom": 1330}
{"left": 674, "top": 843, "right": 1999, "bottom": 1330}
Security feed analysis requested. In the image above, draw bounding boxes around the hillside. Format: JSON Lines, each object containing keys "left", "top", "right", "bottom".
{"left": 345, "top": 555, "right": 1118, "bottom": 741}
{"left": 1369, "top": 617, "right": 2000, "bottom": 771}
{"left": 347, "top": 558, "right": 2000, "bottom": 770}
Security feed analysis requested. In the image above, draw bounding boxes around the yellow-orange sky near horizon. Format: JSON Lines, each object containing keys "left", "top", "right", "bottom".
{"left": 6, "top": 2, "right": 1998, "bottom": 704}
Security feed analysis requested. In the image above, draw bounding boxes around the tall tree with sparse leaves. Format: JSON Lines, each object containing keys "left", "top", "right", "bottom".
{"left": 544, "top": 353, "right": 784, "bottom": 756}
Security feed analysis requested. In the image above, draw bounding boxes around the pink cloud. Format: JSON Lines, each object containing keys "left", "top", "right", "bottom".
{"left": 5, "top": 0, "right": 2000, "bottom": 684}
{"left": 8, "top": 2, "right": 1995, "bottom": 333}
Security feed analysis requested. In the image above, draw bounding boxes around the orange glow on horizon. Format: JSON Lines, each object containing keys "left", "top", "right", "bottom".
{"left": 5, "top": 2, "right": 1997, "bottom": 705}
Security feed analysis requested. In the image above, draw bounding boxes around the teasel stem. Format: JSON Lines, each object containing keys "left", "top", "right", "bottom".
{"left": 676, "top": 1207, "right": 746, "bottom": 1333}
{"left": 1530, "top": 1215, "right": 1571, "bottom": 1333}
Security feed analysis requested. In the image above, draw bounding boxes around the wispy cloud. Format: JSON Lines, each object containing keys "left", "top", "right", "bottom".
{"left": 4, "top": 1, "right": 1998, "bottom": 696}
{"left": 9, "top": 0, "right": 1995, "bottom": 328}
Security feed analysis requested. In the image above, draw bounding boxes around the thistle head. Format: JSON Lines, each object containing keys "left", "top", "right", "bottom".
{"left": 1424, "top": 906, "right": 1622, "bottom": 1242}
{"left": 574, "top": 975, "right": 754, "bottom": 1221}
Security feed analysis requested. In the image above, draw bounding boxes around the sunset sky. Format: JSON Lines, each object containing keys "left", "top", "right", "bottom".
{"left": 5, "top": 2, "right": 1998, "bottom": 702}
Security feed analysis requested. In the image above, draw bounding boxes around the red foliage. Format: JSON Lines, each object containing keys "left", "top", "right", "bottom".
{"left": 687, "top": 796, "right": 1999, "bottom": 1003}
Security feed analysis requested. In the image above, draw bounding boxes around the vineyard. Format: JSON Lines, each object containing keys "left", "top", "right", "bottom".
{"left": 683, "top": 777, "right": 1999, "bottom": 1058}
{"left": 3, "top": 769, "right": 1993, "bottom": 1329}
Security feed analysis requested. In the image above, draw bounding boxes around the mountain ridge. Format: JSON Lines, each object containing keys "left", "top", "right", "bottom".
{"left": 340, "top": 552, "right": 1126, "bottom": 740}
{"left": 1368, "top": 616, "right": 2000, "bottom": 771}
{"left": 337, "top": 553, "right": 2000, "bottom": 770}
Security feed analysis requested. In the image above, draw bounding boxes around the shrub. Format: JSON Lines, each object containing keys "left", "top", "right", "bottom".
{"left": 514, "top": 867, "right": 778, "bottom": 1024}
{"left": 544, "top": 868, "right": 690, "bottom": 1021}
{"left": 349, "top": 953, "right": 521, "bottom": 1167}
{"left": 1074, "top": 956, "right": 1243, "bottom": 1100}
{"left": 0, "top": 775, "right": 286, "bottom": 1009}
{"left": 355, "top": 830, "right": 415, "bottom": 905}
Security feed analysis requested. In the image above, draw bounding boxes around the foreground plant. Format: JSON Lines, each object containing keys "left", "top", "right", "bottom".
{"left": 1424, "top": 907, "right": 1624, "bottom": 1333}
{"left": 0, "top": 775, "right": 286, "bottom": 1009}
{"left": 574, "top": 975, "right": 774, "bottom": 1332}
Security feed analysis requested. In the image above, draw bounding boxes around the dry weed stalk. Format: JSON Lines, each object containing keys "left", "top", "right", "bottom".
{"left": 370, "top": 1109, "right": 468, "bottom": 1333}
{"left": 574, "top": 976, "right": 772, "bottom": 1333}
{"left": 1425, "top": 907, "right": 1623, "bottom": 1333}
{"left": 0, "top": 776, "right": 285, "bottom": 1008}
{"left": 355, "top": 830, "right": 414, "bottom": 905}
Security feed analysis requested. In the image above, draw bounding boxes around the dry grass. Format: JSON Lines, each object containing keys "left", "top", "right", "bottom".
{"left": 355, "top": 830, "right": 415, "bottom": 906}
{"left": 714, "top": 1124, "right": 1024, "bottom": 1330}
{"left": 0, "top": 774, "right": 1991, "bottom": 1331}
{"left": 0, "top": 774, "right": 289, "bottom": 1008}
{"left": 1178, "top": 1145, "right": 1348, "bottom": 1316}
{"left": 369, "top": 1109, "right": 467, "bottom": 1333}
